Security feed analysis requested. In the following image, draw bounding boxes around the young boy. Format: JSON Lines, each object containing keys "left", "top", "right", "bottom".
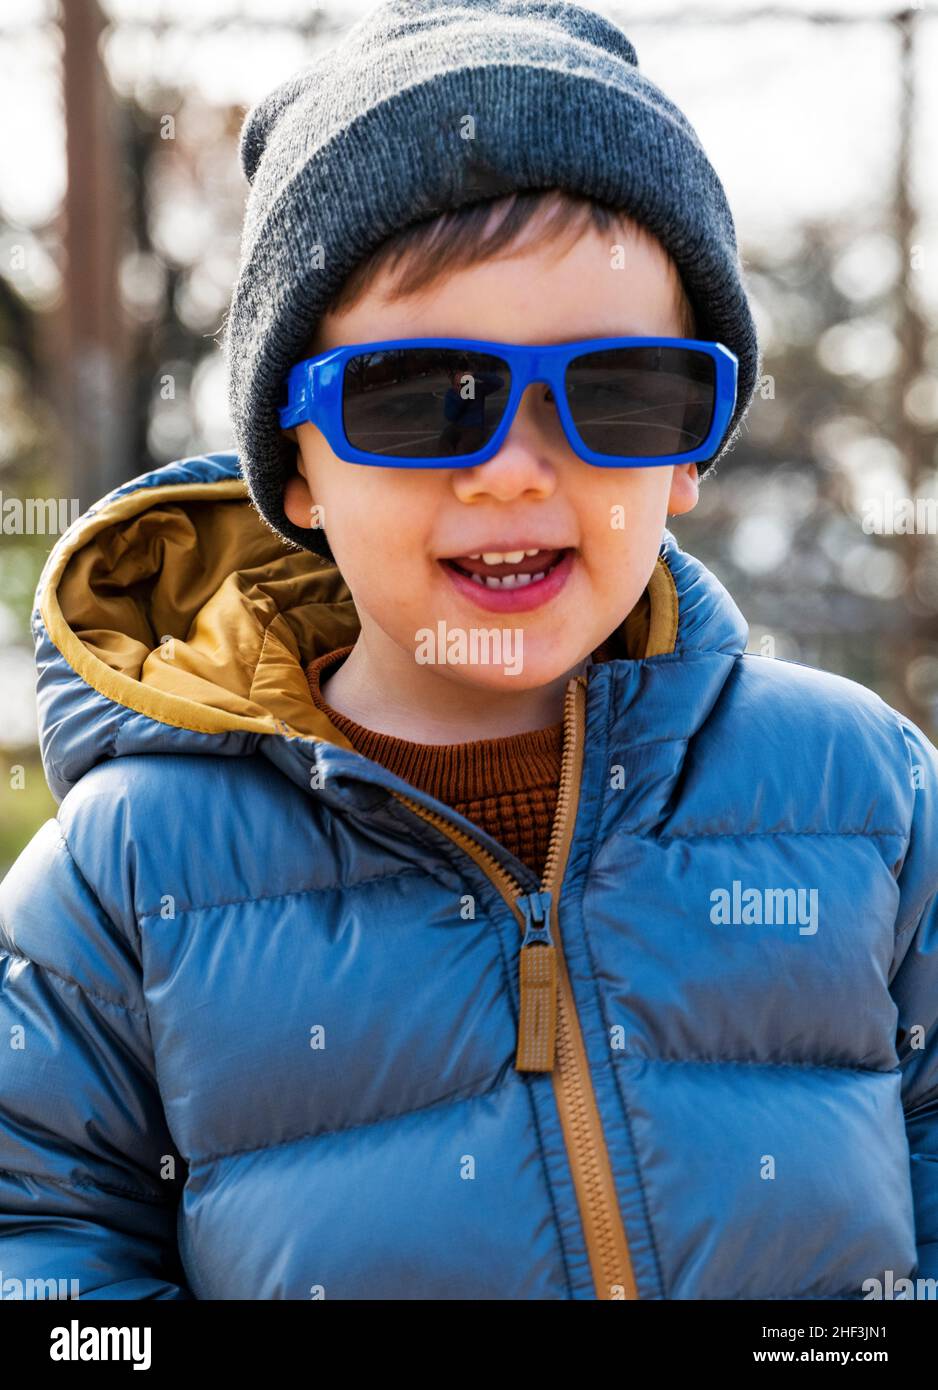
{"left": 1, "top": 0, "right": 936, "bottom": 1302}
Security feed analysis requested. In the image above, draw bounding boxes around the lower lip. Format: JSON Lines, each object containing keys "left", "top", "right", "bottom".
{"left": 437, "top": 549, "right": 576, "bottom": 613}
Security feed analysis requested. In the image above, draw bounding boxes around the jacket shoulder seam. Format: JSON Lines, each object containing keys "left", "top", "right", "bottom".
{"left": 891, "top": 711, "right": 936, "bottom": 937}
{"left": 3, "top": 826, "right": 144, "bottom": 1016}
{"left": 0, "top": 1164, "right": 173, "bottom": 1206}
{"left": 0, "top": 946, "right": 148, "bottom": 1019}
{"left": 186, "top": 1068, "right": 505, "bottom": 1169}
{"left": 135, "top": 865, "right": 425, "bottom": 922}
{"left": 615, "top": 1056, "right": 901, "bottom": 1075}
{"left": 647, "top": 828, "right": 906, "bottom": 844}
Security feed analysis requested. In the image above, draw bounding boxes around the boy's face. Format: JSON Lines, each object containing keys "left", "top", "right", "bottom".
{"left": 282, "top": 217, "right": 699, "bottom": 692}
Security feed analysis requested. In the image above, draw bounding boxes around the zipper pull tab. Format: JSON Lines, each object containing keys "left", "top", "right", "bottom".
{"left": 515, "top": 889, "right": 557, "bottom": 1073}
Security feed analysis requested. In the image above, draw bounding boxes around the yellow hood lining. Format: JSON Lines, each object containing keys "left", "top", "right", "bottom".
{"left": 39, "top": 477, "right": 679, "bottom": 747}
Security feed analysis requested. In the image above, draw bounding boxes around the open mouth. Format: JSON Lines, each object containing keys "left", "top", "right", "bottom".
{"left": 440, "top": 547, "right": 571, "bottom": 590}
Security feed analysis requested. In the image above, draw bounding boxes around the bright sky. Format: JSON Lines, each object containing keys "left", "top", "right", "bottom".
{"left": 0, "top": 0, "right": 935, "bottom": 749}
{"left": 0, "top": 0, "right": 936, "bottom": 460}
{"left": 1, "top": 0, "right": 936, "bottom": 259}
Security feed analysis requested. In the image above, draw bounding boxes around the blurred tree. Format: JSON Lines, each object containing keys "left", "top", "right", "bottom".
{"left": 1, "top": 2, "right": 936, "bottom": 879}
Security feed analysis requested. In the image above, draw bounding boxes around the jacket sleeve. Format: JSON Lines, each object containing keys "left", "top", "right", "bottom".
{"left": 0, "top": 816, "right": 192, "bottom": 1299}
{"left": 890, "top": 715, "right": 938, "bottom": 1282}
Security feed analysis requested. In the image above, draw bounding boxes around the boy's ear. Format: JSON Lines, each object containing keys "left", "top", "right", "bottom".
{"left": 283, "top": 468, "right": 315, "bottom": 529}
{"left": 667, "top": 462, "right": 699, "bottom": 518}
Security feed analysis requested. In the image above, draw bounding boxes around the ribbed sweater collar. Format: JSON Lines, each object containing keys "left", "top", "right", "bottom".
{"left": 305, "top": 645, "right": 564, "bottom": 802}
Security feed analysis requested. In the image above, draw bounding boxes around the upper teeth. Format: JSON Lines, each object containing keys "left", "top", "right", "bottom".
{"left": 467, "top": 549, "right": 542, "bottom": 563}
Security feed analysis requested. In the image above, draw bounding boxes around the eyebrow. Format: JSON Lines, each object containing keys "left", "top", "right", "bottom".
{"left": 550, "top": 329, "right": 652, "bottom": 342}
{"left": 320, "top": 329, "right": 668, "bottom": 354}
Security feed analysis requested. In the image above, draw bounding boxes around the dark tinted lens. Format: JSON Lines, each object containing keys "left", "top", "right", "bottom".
{"left": 342, "top": 349, "right": 511, "bottom": 458}
{"left": 565, "top": 347, "right": 715, "bottom": 457}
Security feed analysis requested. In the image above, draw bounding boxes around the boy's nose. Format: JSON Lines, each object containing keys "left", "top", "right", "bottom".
{"left": 450, "top": 385, "right": 562, "bottom": 502}
{"left": 508, "top": 379, "right": 563, "bottom": 438}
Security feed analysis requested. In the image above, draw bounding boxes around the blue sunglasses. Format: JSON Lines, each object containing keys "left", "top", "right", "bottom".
{"left": 278, "top": 335, "right": 738, "bottom": 468}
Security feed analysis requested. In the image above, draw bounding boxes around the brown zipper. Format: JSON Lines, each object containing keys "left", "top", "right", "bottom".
{"left": 388, "top": 672, "right": 638, "bottom": 1300}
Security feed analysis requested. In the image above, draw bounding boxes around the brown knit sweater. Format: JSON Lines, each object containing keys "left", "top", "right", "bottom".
{"left": 305, "top": 644, "right": 565, "bottom": 881}
{"left": 303, "top": 579, "right": 652, "bottom": 879}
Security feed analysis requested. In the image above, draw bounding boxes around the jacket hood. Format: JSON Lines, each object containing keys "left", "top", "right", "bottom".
{"left": 32, "top": 451, "right": 749, "bottom": 804}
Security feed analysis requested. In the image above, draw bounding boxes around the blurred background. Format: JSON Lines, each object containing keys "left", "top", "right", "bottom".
{"left": 1, "top": 0, "right": 937, "bottom": 873}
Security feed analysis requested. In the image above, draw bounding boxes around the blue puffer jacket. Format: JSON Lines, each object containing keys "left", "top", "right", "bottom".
{"left": 2, "top": 450, "right": 937, "bottom": 1301}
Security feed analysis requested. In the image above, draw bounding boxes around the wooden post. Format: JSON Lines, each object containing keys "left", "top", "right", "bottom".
{"left": 60, "top": 0, "right": 128, "bottom": 508}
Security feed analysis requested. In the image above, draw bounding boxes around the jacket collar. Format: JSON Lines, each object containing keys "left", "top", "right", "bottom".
{"left": 34, "top": 451, "right": 748, "bottom": 807}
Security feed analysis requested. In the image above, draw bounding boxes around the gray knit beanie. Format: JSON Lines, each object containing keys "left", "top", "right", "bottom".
{"left": 224, "top": 0, "right": 760, "bottom": 562}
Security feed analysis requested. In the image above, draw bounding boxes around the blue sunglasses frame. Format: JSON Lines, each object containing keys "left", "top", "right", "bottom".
{"left": 278, "top": 335, "right": 738, "bottom": 468}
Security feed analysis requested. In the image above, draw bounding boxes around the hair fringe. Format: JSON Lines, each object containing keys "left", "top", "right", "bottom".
{"left": 315, "top": 188, "right": 697, "bottom": 342}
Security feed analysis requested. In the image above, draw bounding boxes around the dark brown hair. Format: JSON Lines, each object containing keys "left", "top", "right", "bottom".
{"left": 312, "top": 187, "right": 697, "bottom": 342}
